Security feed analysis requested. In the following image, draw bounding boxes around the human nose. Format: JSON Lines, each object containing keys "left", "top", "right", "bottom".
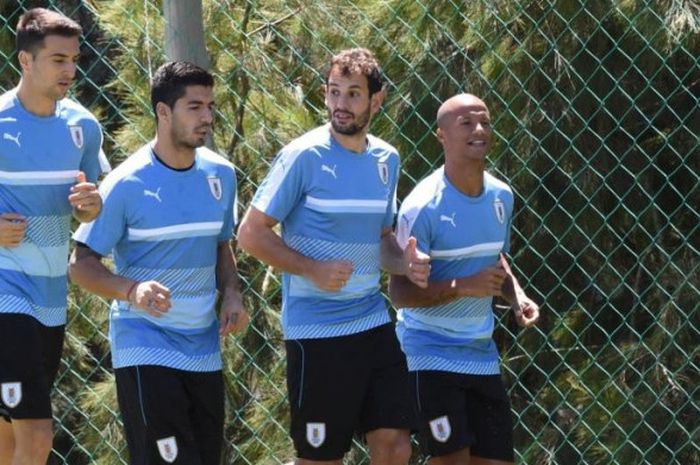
{"left": 64, "top": 61, "right": 77, "bottom": 79}
{"left": 334, "top": 93, "right": 350, "bottom": 110}
{"left": 201, "top": 107, "right": 214, "bottom": 124}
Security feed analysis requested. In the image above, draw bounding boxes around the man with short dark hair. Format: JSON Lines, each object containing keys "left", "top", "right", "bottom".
{"left": 0, "top": 8, "right": 108, "bottom": 465}
{"left": 69, "top": 61, "right": 248, "bottom": 464}
{"left": 389, "top": 93, "right": 540, "bottom": 465}
{"left": 238, "top": 48, "right": 430, "bottom": 465}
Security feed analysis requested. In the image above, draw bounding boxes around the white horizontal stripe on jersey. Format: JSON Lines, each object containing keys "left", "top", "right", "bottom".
{"left": 430, "top": 241, "right": 504, "bottom": 260}
{"left": 128, "top": 221, "right": 223, "bottom": 241}
{"left": 305, "top": 196, "right": 388, "bottom": 213}
{"left": 113, "top": 293, "right": 217, "bottom": 330}
{"left": 0, "top": 244, "right": 69, "bottom": 277}
{"left": 288, "top": 272, "right": 380, "bottom": 299}
{"left": 0, "top": 169, "right": 80, "bottom": 185}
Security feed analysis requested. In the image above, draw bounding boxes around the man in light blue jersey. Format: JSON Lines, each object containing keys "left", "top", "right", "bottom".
{"left": 0, "top": 8, "right": 109, "bottom": 465}
{"left": 389, "top": 93, "right": 540, "bottom": 465}
{"left": 69, "top": 61, "right": 248, "bottom": 464}
{"left": 238, "top": 48, "right": 430, "bottom": 465}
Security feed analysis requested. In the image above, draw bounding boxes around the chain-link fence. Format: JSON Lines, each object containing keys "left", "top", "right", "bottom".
{"left": 1, "top": 1, "right": 698, "bottom": 464}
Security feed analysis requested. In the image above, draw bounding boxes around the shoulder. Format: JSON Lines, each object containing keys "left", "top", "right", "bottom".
{"left": 59, "top": 98, "right": 98, "bottom": 123}
{"left": 367, "top": 134, "right": 399, "bottom": 155}
{"left": 196, "top": 146, "right": 235, "bottom": 172}
{"left": 99, "top": 145, "right": 152, "bottom": 196}
{"left": 0, "top": 89, "right": 18, "bottom": 113}
{"left": 367, "top": 134, "right": 400, "bottom": 165}
{"left": 271, "top": 125, "right": 332, "bottom": 169}
{"left": 399, "top": 168, "right": 446, "bottom": 222}
{"left": 485, "top": 172, "right": 513, "bottom": 197}
{"left": 58, "top": 98, "right": 101, "bottom": 135}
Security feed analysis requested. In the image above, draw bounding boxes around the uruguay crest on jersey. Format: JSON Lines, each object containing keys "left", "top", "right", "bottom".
{"left": 208, "top": 175, "right": 222, "bottom": 200}
{"left": 1, "top": 382, "right": 22, "bottom": 408}
{"left": 493, "top": 197, "right": 505, "bottom": 224}
{"left": 69, "top": 124, "right": 84, "bottom": 149}
{"left": 377, "top": 161, "right": 389, "bottom": 185}
{"left": 156, "top": 436, "right": 178, "bottom": 463}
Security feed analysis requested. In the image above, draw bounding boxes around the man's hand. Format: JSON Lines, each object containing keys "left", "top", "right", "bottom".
{"left": 513, "top": 296, "right": 540, "bottom": 328}
{"left": 70, "top": 171, "right": 102, "bottom": 221}
{"left": 466, "top": 263, "right": 507, "bottom": 298}
{"left": 305, "top": 260, "right": 354, "bottom": 292}
{"left": 498, "top": 254, "right": 540, "bottom": 328}
{"left": 219, "top": 294, "right": 250, "bottom": 337}
{"left": 0, "top": 213, "right": 27, "bottom": 248}
{"left": 403, "top": 237, "right": 431, "bottom": 288}
{"left": 128, "top": 281, "right": 171, "bottom": 317}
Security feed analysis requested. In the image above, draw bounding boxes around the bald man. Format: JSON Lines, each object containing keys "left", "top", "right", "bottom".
{"left": 389, "top": 94, "right": 539, "bottom": 465}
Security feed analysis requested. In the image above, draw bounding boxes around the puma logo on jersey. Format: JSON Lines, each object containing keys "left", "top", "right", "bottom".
{"left": 321, "top": 164, "right": 337, "bottom": 179}
{"left": 440, "top": 212, "right": 456, "bottom": 228}
{"left": 144, "top": 187, "right": 162, "bottom": 202}
{"left": 3, "top": 132, "right": 21, "bottom": 148}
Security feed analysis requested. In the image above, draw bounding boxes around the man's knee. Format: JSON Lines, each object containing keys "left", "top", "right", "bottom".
{"left": 368, "top": 429, "right": 412, "bottom": 465}
{"left": 12, "top": 419, "right": 53, "bottom": 458}
{"left": 0, "top": 421, "right": 15, "bottom": 465}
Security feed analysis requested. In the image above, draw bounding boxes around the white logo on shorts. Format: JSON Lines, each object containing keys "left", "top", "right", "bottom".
{"left": 306, "top": 422, "right": 326, "bottom": 448}
{"left": 1, "top": 382, "right": 22, "bottom": 408}
{"left": 429, "top": 415, "right": 452, "bottom": 443}
{"left": 156, "top": 436, "right": 178, "bottom": 463}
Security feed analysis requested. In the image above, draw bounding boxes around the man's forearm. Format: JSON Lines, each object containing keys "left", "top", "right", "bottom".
{"left": 216, "top": 240, "right": 244, "bottom": 298}
{"left": 69, "top": 245, "right": 133, "bottom": 301}
{"left": 380, "top": 232, "right": 405, "bottom": 274}
{"left": 238, "top": 223, "right": 316, "bottom": 277}
{"left": 72, "top": 206, "right": 101, "bottom": 223}
{"left": 390, "top": 274, "right": 476, "bottom": 308}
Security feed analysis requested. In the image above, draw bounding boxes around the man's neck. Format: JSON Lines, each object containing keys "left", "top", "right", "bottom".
{"left": 445, "top": 159, "right": 485, "bottom": 197}
{"left": 329, "top": 126, "right": 368, "bottom": 154}
{"left": 152, "top": 136, "right": 196, "bottom": 170}
{"left": 16, "top": 79, "right": 56, "bottom": 117}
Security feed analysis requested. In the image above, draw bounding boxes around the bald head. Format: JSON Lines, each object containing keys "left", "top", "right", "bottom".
{"left": 436, "top": 94, "right": 488, "bottom": 129}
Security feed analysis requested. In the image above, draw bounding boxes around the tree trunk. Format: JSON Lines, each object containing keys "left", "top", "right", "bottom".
{"left": 163, "top": 0, "right": 209, "bottom": 69}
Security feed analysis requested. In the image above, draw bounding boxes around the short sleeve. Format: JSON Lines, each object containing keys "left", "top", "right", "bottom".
{"left": 219, "top": 167, "right": 237, "bottom": 241}
{"left": 395, "top": 203, "right": 432, "bottom": 256}
{"left": 73, "top": 179, "right": 126, "bottom": 256}
{"left": 79, "top": 119, "right": 111, "bottom": 182}
{"left": 382, "top": 160, "right": 400, "bottom": 229}
{"left": 251, "top": 148, "right": 307, "bottom": 222}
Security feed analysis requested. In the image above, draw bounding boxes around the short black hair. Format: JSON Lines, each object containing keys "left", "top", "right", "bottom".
{"left": 150, "top": 61, "right": 214, "bottom": 119}
{"left": 16, "top": 8, "right": 82, "bottom": 55}
{"left": 326, "top": 48, "right": 385, "bottom": 97}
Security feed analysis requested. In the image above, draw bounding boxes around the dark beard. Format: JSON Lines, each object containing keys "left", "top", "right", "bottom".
{"left": 329, "top": 109, "right": 370, "bottom": 135}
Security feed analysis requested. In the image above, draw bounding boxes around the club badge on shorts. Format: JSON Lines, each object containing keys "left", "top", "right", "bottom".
{"left": 156, "top": 436, "right": 178, "bottom": 463}
{"left": 377, "top": 162, "right": 389, "bottom": 185}
{"left": 306, "top": 422, "right": 326, "bottom": 448}
{"left": 1, "top": 382, "right": 22, "bottom": 408}
{"left": 493, "top": 198, "right": 505, "bottom": 224}
{"left": 429, "top": 415, "right": 452, "bottom": 443}
{"left": 208, "top": 176, "right": 222, "bottom": 200}
{"left": 69, "top": 125, "right": 84, "bottom": 149}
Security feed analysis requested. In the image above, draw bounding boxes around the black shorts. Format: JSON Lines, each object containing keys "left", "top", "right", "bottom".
{"left": 285, "top": 323, "right": 417, "bottom": 461}
{"left": 0, "top": 314, "right": 64, "bottom": 422}
{"left": 115, "top": 365, "right": 224, "bottom": 465}
{"left": 412, "top": 370, "right": 514, "bottom": 461}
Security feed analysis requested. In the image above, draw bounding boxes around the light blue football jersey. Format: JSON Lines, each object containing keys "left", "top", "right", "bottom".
{"left": 395, "top": 166, "right": 514, "bottom": 375}
{"left": 0, "top": 88, "right": 109, "bottom": 326}
{"left": 74, "top": 144, "right": 237, "bottom": 372}
{"left": 252, "top": 124, "right": 400, "bottom": 340}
